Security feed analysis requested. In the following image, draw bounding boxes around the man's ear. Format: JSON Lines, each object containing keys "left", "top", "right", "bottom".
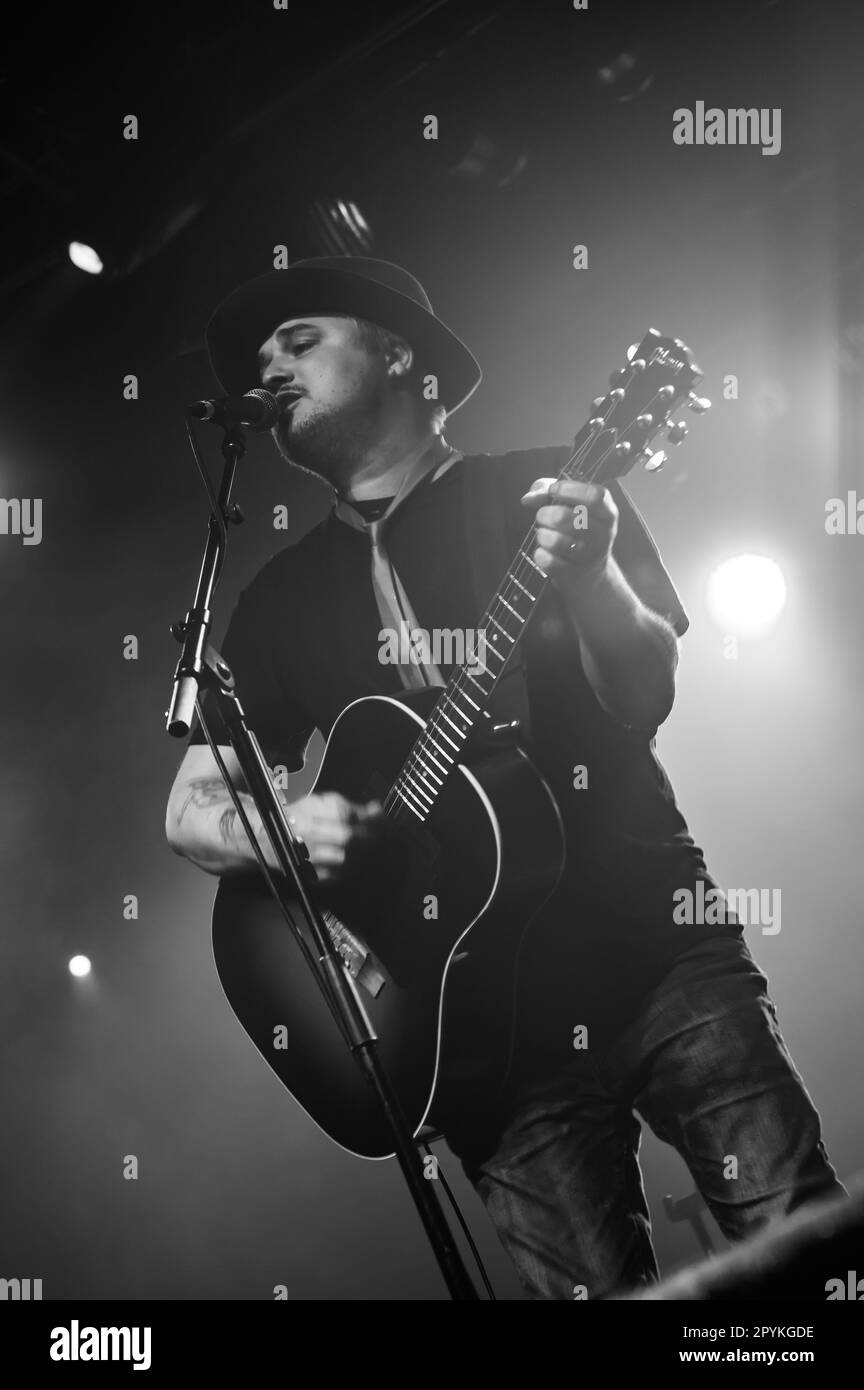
{"left": 387, "top": 337, "right": 414, "bottom": 377}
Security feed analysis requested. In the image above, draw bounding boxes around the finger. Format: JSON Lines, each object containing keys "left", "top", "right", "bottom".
{"left": 311, "top": 844, "right": 347, "bottom": 867}
{"left": 311, "top": 792, "right": 363, "bottom": 827}
{"left": 533, "top": 545, "right": 568, "bottom": 576}
{"left": 308, "top": 792, "right": 344, "bottom": 821}
{"left": 545, "top": 479, "right": 606, "bottom": 506}
{"left": 520, "top": 478, "right": 606, "bottom": 507}
{"left": 534, "top": 503, "right": 593, "bottom": 532}
{"left": 535, "top": 525, "right": 583, "bottom": 557}
{"left": 519, "top": 476, "right": 556, "bottom": 505}
{"left": 317, "top": 823, "right": 353, "bottom": 847}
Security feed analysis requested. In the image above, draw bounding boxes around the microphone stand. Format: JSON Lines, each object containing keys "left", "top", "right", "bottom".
{"left": 166, "top": 418, "right": 479, "bottom": 1301}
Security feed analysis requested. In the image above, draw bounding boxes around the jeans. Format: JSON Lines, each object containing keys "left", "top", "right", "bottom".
{"left": 447, "top": 934, "right": 846, "bottom": 1300}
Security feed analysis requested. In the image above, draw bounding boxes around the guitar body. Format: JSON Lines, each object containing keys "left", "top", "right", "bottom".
{"left": 212, "top": 689, "right": 565, "bottom": 1158}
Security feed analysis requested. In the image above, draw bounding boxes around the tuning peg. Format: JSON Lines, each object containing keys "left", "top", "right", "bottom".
{"left": 592, "top": 396, "right": 606, "bottom": 410}
{"left": 687, "top": 392, "right": 711, "bottom": 413}
{"left": 666, "top": 421, "right": 688, "bottom": 445}
{"left": 636, "top": 412, "right": 654, "bottom": 428}
{"left": 614, "top": 440, "right": 632, "bottom": 458}
{"left": 641, "top": 448, "right": 666, "bottom": 473}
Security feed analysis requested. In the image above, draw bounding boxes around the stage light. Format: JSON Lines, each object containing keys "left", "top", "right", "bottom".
{"left": 68, "top": 242, "right": 104, "bottom": 275}
{"left": 68, "top": 955, "right": 92, "bottom": 978}
{"left": 706, "top": 554, "right": 787, "bottom": 639}
{"left": 307, "top": 198, "right": 373, "bottom": 255}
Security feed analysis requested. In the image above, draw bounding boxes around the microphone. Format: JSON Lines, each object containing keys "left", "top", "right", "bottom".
{"left": 187, "top": 388, "right": 279, "bottom": 432}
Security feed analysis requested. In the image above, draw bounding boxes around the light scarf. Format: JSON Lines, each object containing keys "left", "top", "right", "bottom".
{"left": 332, "top": 442, "right": 463, "bottom": 690}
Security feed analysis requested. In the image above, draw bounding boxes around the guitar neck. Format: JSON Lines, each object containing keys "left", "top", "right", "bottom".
{"left": 383, "top": 435, "right": 610, "bottom": 825}
{"left": 384, "top": 329, "right": 704, "bottom": 825}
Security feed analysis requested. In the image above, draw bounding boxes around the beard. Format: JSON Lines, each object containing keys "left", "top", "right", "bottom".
{"left": 271, "top": 384, "right": 388, "bottom": 492}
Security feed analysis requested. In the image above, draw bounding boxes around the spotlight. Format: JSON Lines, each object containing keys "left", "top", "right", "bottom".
{"left": 307, "top": 198, "right": 373, "bottom": 255}
{"left": 68, "top": 242, "right": 104, "bottom": 275}
{"left": 706, "top": 554, "right": 787, "bottom": 639}
{"left": 68, "top": 955, "right": 92, "bottom": 978}
{"left": 67, "top": 202, "right": 201, "bottom": 280}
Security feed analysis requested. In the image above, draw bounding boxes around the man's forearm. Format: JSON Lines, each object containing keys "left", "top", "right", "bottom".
{"left": 166, "top": 776, "right": 264, "bottom": 876}
{"left": 559, "top": 556, "right": 678, "bottom": 730}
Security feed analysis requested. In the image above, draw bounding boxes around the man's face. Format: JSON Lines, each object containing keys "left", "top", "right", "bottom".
{"left": 257, "top": 314, "right": 393, "bottom": 488}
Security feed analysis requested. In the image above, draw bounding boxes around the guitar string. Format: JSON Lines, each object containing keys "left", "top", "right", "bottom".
{"left": 383, "top": 375, "right": 678, "bottom": 826}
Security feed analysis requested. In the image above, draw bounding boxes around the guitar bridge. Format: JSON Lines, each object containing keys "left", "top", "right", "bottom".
{"left": 324, "top": 911, "right": 386, "bottom": 998}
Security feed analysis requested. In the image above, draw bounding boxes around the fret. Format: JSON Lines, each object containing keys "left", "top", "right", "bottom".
{"left": 415, "top": 767, "right": 441, "bottom": 796}
{"left": 518, "top": 549, "right": 546, "bottom": 578}
{"left": 499, "top": 597, "right": 523, "bottom": 621}
{"left": 404, "top": 773, "right": 434, "bottom": 806}
{"left": 394, "top": 786, "right": 424, "bottom": 821}
{"left": 465, "top": 671, "right": 488, "bottom": 693}
{"left": 440, "top": 709, "right": 470, "bottom": 736}
{"left": 487, "top": 614, "right": 515, "bottom": 643}
{"left": 456, "top": 688, "right": 480, "bottom": 711}
{"left": 433, "top": 725, "right": 460, "bottom": 753}
{"left": 425, "top": 736, "right": 454, "bottom": 764}
{"left": 422, "top": 746, "right": 450, "bottom": 775}
{"left": 483, "top": 641, "right": 505, "bottom": 663}
{"left": 416, "top": 760, "right": 443, "bottom": 786}
{"left": 401, "top": 781, "right": 429, "bottom": 816}
{"left": 509, "top": 573, "right": 537, "bottom": 601}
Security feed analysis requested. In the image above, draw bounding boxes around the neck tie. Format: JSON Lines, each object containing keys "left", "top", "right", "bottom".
{"left": 333, "top": 443, "right": 462, "bottom": 690}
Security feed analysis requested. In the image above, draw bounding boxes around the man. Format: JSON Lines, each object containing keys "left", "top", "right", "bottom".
{"left": 165, "top": 256, "right": 844, "bottom": 1299}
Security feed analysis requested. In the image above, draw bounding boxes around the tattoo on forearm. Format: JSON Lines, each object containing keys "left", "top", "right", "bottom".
{"left": 218, "top": 807, "right": 238, "bottom": 845}
{"left": 177, "top": 777, "right": 235, "bottom": 827}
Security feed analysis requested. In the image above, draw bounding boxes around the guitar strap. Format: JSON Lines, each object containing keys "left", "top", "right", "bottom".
{"left": 459, "top": 453, "right": 534, "bottom": 746}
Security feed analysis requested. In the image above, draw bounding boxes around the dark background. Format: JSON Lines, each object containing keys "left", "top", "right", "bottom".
{"left": 1, "top": 0, "right": 862, "bottom": 1298}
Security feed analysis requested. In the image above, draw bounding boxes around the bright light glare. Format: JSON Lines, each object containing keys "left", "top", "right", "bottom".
{"left": 706, "top": 554, "right": 787, "bottom": 639}
{"left": 68, "top": 242, "right": 103, "bottom": 274}
{"left": 68, "top": 955, "right": 92, "bottom": 978}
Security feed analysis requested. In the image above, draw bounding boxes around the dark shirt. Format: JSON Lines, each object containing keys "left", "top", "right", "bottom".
{"left": 190, "top": 446, "right": 740, "bottom": 1042}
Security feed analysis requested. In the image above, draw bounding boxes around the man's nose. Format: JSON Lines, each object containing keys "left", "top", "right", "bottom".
{"left": 260, "top": 351, "right": 294, "bottom": 390}
{"left": 261, "top": 364, "right": 285, "bottom": 389}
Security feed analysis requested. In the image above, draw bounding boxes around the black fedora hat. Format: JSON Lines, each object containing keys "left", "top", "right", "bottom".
{"left": 205, "top": 255, "right": 482, "bottom": 413}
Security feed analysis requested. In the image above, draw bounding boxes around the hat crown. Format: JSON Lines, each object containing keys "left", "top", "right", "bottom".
{"left": 288, "top": 256, "right": 435, "bottom": 315}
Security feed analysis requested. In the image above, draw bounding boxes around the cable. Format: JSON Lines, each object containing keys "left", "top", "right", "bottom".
{"left": 419, "top": 1142, "right": 497, "bottom": 1300}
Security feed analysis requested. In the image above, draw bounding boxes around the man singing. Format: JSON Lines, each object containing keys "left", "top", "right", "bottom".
{"left": 165, "top": 256, "right": 843, "bottom": 1299}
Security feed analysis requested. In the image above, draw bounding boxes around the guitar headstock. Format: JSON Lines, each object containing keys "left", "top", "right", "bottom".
{"left": 570, "top": 329, "right": 709, "bottom": 484}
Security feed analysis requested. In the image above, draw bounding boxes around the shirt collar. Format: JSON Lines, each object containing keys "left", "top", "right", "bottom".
{"left": 331, "top": 444, "right": 462, "bottom": 534}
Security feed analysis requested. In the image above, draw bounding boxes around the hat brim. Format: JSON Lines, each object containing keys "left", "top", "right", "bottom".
{"left": 206, "top": 266, "right": 482, "bottom": 413}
